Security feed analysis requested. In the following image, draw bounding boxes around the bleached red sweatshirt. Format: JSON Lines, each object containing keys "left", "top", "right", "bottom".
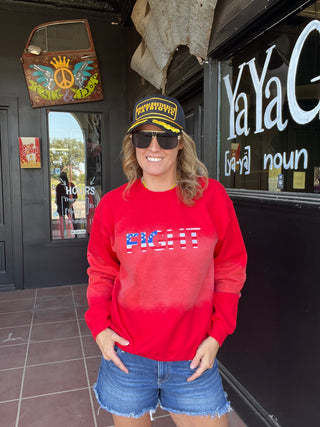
{"left": 85, "top": 178, "right": 247, "bottom": 361}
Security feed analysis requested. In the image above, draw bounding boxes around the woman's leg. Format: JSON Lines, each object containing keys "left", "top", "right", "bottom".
{"left": 113, "top": 412, "right": 152, "bottom": 427}
{"left": 170, "top": 412, "right": 229, "bottom": 427}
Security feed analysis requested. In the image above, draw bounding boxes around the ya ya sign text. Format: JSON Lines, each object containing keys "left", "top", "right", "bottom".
{"left": 223, "top": 19, "right": 320, "bottom": 175}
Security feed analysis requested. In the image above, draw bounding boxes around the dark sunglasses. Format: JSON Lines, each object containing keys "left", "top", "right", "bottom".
{"left": 130, "top": 131, "right": 181, "bottom": 150}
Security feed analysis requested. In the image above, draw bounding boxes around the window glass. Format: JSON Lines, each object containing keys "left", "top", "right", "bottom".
{"left": 30, "top": 28, "right": 47, "bottom": 51}
{"left": 48, "top": 111, "right": 102, "bottom": 240}
{"left": 218, "top": 1, "right": 320, "bottom": 193}
{"left": 30, "top": 22, "right": 90, "bottom": 52}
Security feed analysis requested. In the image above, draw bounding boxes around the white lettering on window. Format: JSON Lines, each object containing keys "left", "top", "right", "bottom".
{"left": 264, "top": 77, "right": 288, "bottom": 131}
{"left": 247, "top": 45, "right": 275, "bottom": 135}
{"left": 287, "top": 20, "right": 320, "bottom": 124}
{"left": 223, "top": 63, "right": 246, "bottom": 140}
{"left": 263, "top": 149, "right": 308, "bottom": 170}
{"left": 225, "top": 146, "right": 251, "bottom": 176}
{"left": 223, "top": 19, "right": 320, "bottom": 138}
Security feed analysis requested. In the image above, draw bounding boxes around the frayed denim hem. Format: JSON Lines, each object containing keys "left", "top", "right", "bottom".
{"left": 160, "top": 398, "right": 232, "bottom": 419}
{"left": 93, "top": 383, "right": 157, "bottom": 419}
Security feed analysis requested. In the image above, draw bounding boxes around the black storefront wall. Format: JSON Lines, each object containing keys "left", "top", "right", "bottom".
{"left": 202, "top": 0, "right": 320, "bottom": 426}
{"left": 0, "top": 1, "right": 131, "bottom": 290}
{"left": 222, "top": 198, "right": 320, "bottom": 427}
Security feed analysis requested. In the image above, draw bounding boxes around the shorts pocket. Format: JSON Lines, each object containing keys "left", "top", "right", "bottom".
{"left": 114, "top": 345, "right": 126, "bottom": 355}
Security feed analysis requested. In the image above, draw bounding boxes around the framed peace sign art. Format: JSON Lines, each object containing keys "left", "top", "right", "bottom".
{"left": 20, "top": 19, "right": 103, "bottom": 108}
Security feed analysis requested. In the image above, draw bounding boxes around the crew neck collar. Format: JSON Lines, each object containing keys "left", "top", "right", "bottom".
{"left": 139, "top": 178, "right": 178, "bottom": 194}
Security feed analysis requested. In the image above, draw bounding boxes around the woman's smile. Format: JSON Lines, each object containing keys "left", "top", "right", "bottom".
{"left": 146, "top": 156, "right": 163, "bottom": 162}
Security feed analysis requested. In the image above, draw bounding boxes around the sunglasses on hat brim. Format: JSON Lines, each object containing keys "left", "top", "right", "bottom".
{"left": 130, "top": 131, "right": 181, "bottom": 150}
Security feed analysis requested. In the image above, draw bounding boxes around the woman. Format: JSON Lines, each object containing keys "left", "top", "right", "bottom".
{"left": 85, "top": 94, "right": 247, "bottom": 427}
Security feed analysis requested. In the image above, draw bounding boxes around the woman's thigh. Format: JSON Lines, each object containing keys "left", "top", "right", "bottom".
{"left": 113, "top": 412, "right": 229, "bottom": 427}
{"left": 170, "top": 412, "right": 229, "bottom": 427}
{"left": 113, "top": 412, "right": 152, "bottom": 427}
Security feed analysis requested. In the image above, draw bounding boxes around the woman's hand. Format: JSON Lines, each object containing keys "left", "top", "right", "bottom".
{"left": 95, "top": 328, "right": 130, "bottom": 374}
{"left": 187, "top": 336, "right": 220, "bottom": 382}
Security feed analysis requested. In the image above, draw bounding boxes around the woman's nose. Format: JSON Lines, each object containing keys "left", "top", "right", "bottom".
{"left": 149, "top": 136, "right": 161, "bottom": 151}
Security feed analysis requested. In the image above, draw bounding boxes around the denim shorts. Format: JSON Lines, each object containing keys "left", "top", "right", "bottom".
{"left": 93, "top": 346, "right": 231, "bottom": 419}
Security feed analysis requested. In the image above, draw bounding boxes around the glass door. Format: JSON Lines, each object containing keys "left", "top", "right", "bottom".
{"left": 48, "top": 111, "right": 102, "bottom": 240}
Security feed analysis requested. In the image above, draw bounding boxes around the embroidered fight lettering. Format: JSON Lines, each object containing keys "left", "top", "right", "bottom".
{"left": 187, "top": 228, "right": 200, "bottom": 249}
{"left": 179, "top": 229, "right": 187, "bottom": 250}
{"left": 126, "top": 233, "right": 139, "bottom": 254}
{"left": 141, "top": 232, "right": 147, "bottom": 252}
{"left": 126, "top": 228, "right": 201, "bottom": 253}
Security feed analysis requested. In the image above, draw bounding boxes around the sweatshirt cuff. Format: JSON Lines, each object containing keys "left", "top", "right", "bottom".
{"left": 84, "top": 305, "right": 112, "bottom": 340}
{"left": 209, "top": 322, "right": 230, "bottom": 346}
{"left": 209, "top": 292, "right": 240, "bottom": 346}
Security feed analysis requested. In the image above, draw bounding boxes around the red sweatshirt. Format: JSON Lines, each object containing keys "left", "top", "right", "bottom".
{"left": 85, "top": 178, "right": 247, "bottom": 361}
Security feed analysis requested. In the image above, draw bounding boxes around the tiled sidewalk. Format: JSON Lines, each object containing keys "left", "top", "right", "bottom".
{"left": 0, "top": 285, "right": 246, "bottom": 427}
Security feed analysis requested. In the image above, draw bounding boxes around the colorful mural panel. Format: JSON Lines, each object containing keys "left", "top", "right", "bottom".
{"left": 21, "top": 20, "right": 103, "bottom": 108}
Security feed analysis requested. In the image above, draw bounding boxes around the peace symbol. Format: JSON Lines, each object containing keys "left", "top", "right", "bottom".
{"left": 54, "top": 68, "right": 75, "bottom": 89}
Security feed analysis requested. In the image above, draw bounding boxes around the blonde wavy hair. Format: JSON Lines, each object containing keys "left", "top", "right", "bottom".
{"left": 121, "top": 131, "right": 208, "bottom": 206}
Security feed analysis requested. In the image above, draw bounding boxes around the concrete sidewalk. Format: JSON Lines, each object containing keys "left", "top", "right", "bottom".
{"left": 0, "top": 284, "right": 247, "bottom": 427}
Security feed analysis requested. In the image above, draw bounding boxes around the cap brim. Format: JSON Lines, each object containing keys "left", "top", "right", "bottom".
{"left": 127, "top": 118, "right": 182, "bottom": 136}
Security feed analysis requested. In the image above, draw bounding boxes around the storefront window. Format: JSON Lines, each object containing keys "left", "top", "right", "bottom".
{"left": 48, "top": 111, "right": 102, "bottom": 240}
{"left": 218, "top": 2, "right": 320, "bottom": 193}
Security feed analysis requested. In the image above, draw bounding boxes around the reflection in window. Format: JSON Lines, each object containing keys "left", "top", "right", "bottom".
{"left": 48, "top": 111, "right": 102, "bottom": 240}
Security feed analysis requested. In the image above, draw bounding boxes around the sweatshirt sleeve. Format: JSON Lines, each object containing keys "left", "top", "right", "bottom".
{"left": 209, "top": 190, "right": 247, "bottom": 345}
{"left": 85, "top": 199, "right": 120, "bottom": 339}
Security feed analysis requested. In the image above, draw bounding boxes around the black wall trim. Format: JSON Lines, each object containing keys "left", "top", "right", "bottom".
{"left": 219, "top": 362, "right": 282, "bottom": 427}
{"left": 227, "top": 189, "right": 320, "bottom": 210}
{"left": 204, "top": 58, "right": 219, "bottom": 179}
